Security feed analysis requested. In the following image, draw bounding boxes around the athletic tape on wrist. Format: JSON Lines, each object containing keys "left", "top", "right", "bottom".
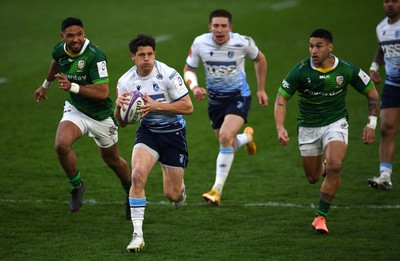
{"left": 369, "top": 62, "right": 379, "bottom": 72}
{"left": 183, "top": 71, "right": 198, "bottom": 90}
{"left": 42, "top": 79, "right": 52, "bottom": 89}
{"left": 69, "top": 83, "right": 80, "bottom": 94}
{"left": 367, "top": 115, "right": 377, "bottom": 129}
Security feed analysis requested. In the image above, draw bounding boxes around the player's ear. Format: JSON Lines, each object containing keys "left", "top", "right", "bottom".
{"left": 130, "top": 52, "right": 135, "bottom": 62}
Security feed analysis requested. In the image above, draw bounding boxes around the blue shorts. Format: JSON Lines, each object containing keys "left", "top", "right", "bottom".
{"left": 135, "top": 126, "right": 189, "bottom": 168}
{"left": 208, "top": 95, "right": 251, "bottom": 129}
{"left": 381, "top": 84, "right": 400, "bottom": 109}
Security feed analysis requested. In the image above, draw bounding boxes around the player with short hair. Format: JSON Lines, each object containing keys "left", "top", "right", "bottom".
{"left": 274, "top": 28, "right": 379, "bottom": 234}
{"left": 114, "top": 34, "right": 193, "bottom": 252}
{"left": 34, "top": 17, "right": 131, "bottom": 217}
{"left": 183, "top": 9, "right": 268, "bottom": 205}
{"left": 368, "top": 0, "right": 400, "bottom": 190}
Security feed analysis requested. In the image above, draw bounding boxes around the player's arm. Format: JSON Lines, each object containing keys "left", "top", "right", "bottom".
{"left": 369, "top": 46, "right": 384, "bottom": 84}
{"left": 362, "top": 85, "right": 379, "bottom": 144}
{"left": 183, "top": 64, "right": 207, "bottom": 101}
{"left": 34, "top": 59, "right": 60, "bottom": 103}
{"left": 274, "top": 92, "right": 289, "bottom": 145}
{"left": 141, "top": 93, "right": 193, "bottom": 117}
{"left": 253, "top": 51, "right": 268, "bottom": 107}
{"left": 55, "top": 73, "right": 109, "bottom": 100}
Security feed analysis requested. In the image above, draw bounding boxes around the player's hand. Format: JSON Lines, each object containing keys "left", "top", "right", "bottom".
{"left": 362, "top": 126, "right": 375, "bottom": 144}
{"left": 140, "top": 93, "right": 155, "bottom": 118}
{"left": 116, "top": 92, "right": 132, "bottom": 111}
{"left": 34, "top": 86, "right": 49, "bottom": 103}
{"left": 370, "top": 70, "right": 381, "bottom": 84}
{"left": 55, "top": 73, "right": 72, "bottom": 92}
{"left": 192, "top": 86, "right": 207, "bottom": 101}
{"left": 277, "top": 128, "right": 289, "bottom": 146}
{"left": 257, "top": 90, "right": 268, "bottom": 107}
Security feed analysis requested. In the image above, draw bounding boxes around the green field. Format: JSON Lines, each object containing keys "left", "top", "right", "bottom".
{"left": 1, "top": 0, "right": 399, "bottom": 260}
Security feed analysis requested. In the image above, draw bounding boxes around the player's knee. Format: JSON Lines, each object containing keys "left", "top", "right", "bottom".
{"left": 306, "top": 175, "right": 320, "bottom": 184}
{"left": 326, "top": 159, "right": 342, "bottom": 175}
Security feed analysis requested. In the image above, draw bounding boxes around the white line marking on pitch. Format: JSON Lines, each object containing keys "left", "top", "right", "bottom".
{"left": 1, "top": 198, "right": 399, "bottom": 209}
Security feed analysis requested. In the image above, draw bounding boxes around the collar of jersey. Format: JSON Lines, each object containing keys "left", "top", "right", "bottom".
{"left": 64, "top": 38, "right": 90, "bottom": 58}
{"left": 311, "top": 55, "right": 338, "bottom": 73}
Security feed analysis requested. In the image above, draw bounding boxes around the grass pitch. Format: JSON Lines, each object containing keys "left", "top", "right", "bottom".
{"left": 1, "top": 0, "right": 399, "bottom": 260}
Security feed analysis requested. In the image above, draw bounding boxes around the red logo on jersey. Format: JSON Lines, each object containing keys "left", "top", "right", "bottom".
{"left": 336, "top": 76, "right": 344, "bottom": 85}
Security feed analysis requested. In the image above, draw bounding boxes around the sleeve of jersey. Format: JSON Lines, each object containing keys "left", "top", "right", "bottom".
{"left": 185, "top": 42, "right": 200, "bottom": 69}
{"left": 168, "top": 70, "right": 189, "bottom": 100}
{"left": 245, "top": 36, "right": 260, "bottom": 60}
{"left": 91, "top": 51, "right": 109, "bottom": 84}
{"left": 353, "top": 68, "right": 374, "bottom": 94}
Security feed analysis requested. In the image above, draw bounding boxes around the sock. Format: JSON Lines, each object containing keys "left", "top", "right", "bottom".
{"left": 380, "top": 162, "right": 392, "bottom": 179}
{"left": 316, "top": 199, "right": 331, "bottom": 218}
{"left": 67, "top": 171, "right": 82, "bottom": 189}
{"left": 129, "top": 197, "right": 146, "bottom": 236}
{"left": 121, "top": 181, "right": 131, "bottom": 196}
{"left": 236, "top": 133, "right": 251, "bottom": 149}
{"left": 213, "top": 147, "right": 234, "bottom": 194}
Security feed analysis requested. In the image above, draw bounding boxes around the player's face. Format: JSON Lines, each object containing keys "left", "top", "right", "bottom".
{"left": 384, "top": 0, "right": 400, "bottom": 20}
{"left": 309, "top": 37, "right": 333, "bottom": 67}
{"left": 131, "top": 46, "right": 155, "bottom": 77}
{"left": 61, "top": 26, "right": 85, "bottom": 54}
{"left": 209, "top": 17, "right": 232, "bottom": 45}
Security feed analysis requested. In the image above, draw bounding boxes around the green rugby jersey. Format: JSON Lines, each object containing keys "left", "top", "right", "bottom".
{"left": 278, "top": 56, "right": 374, "bottom": 127}
{"left": 52, "top": 39, "right": 113, "bottom": 121}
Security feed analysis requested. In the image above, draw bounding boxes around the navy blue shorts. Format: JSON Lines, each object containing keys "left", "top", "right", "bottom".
{"left": 208, "top": 95, "right": 251, "bottom": 129}
{"left": 135, "top": 127, "right": 189, "bottom": 168}
{"left": 381, "top": 84, "right": 400, "bottom": 109}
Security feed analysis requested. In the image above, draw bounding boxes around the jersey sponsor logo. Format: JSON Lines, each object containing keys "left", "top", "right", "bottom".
{"left": 205, "top": 61, "right": 237, "bottom": 77}
{"left": 153, "top": 84, "right": 160, "bottom": 92}
{"left": 97, "top": 61, "right": 108, "bottom": 78}
{"left": 228, "top": 51, "right": 234, "bottom": 58}
{"left": 303, "top": 88, "right": 343, "bottom": 97}
{"left": 66, "top": 74, "right": 87, "bottom": 82}
{"left": 319, "top": 75, "right": 330, "bottom": 79}
{"left": 381, "top": 42, "right": 400, "bottom": 58}
{"left": 282, "top": 80, "right": 290, "bottom": 88}
{"left": 358, "top": 69, "right": 371, "bottom": 85}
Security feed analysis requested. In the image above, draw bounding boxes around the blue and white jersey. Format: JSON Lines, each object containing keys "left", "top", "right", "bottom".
{"left": 186, "top": 32, "right": 260, "bottom": 103}
{"left": 376, "top": 17, "right": 400, "bottom": 87}
{"left": 117, "top": 60, "right": 189, "bottom": 133}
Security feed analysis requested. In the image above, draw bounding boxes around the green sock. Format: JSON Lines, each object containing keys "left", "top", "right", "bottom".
{"left": 67, "top": 171, "right": 82, "bottom": 189}
{"left": 317, "top": 200, "right": 331, "bottom": 217}
{"left": 121, "top": 181, "right": 131, "bottom": 196}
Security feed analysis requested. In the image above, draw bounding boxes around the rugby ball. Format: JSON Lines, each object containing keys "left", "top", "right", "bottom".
{"left": 120, "top": 91, "right": 144, "bottom": 124}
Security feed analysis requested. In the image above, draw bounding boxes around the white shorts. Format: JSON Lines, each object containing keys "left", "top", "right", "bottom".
{"left": 298, "top": 118, "right": 348, "bottom": 156}
{"left": 60, "top": 101, "right": 118, "bottom": 148}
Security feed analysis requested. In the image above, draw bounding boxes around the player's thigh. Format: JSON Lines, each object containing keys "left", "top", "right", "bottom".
{"left": 380, "top": 108, "right": 400, "bottom": 132}
{"left": 219, "top": 114, "right": 245, "bottom": 143}
{"left": 55, "top": 120, "right": 82, "bottom": 148}
{"left": 161, "top": 165, "right": 184, "bottom": 195}
{"left": 324, "top": 141, "right": 347, "bottom": 168}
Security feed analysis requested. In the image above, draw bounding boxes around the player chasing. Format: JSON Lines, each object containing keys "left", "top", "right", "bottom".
{"left": 114, "top": 34, "right": 193, "bottom": 252}
{"left": 33, "top": 17, "right": 131, "bottom": 218}
{"left": 274, "top": 29, "right": 379, "bottom": 234}
{"left": 367, "top": 0, "right": 400, "bottom": 190}
{"left": 183, "top": 9, "right": 268, "bottom": 205}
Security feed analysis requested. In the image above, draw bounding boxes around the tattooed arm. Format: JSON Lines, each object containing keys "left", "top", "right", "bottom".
{"left": 274, "top": 93, "right": 290, "bottom": 145}
{"left": 362, "top": 85, "right": 379, "bottom": 144}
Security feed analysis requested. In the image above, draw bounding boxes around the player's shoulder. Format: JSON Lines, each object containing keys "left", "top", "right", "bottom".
{"left": 230, "top": 32, "right": 255, "bottom": 46}
{"left": 193, "top": 33, "right": 212, "bottom": 44}
{"left": 154, "top": 60, "right": 178, "bottom": 78}
{"left": 118, "top": 66, "right": 136, "bottom": 83}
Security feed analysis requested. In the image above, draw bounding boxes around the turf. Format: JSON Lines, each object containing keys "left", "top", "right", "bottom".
{"left": 1, "top": 0, "right": 399, "bottom": 260}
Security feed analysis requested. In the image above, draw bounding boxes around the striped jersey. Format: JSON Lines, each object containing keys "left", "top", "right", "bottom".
{"left": 185, "top": 32, "right": 259, "bottom": 104}
{"left": 116, "top": 60, "right": 188, "bottom": 133}
{"left": 376, "top": 17, "right": 400, "bottom": 87}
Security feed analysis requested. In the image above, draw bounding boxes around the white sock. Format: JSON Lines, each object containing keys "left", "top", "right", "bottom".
{"left": 236, "top": 133, "right": 251, "bottom": 149}
{"left": 213, "top": 147, "right": 234, "bottom": 194}
{"left": 380, "top": 163, "right": 392, "bottom": 179}
{"left": 129, "top": 197, "right": 146, "bottom": 236}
